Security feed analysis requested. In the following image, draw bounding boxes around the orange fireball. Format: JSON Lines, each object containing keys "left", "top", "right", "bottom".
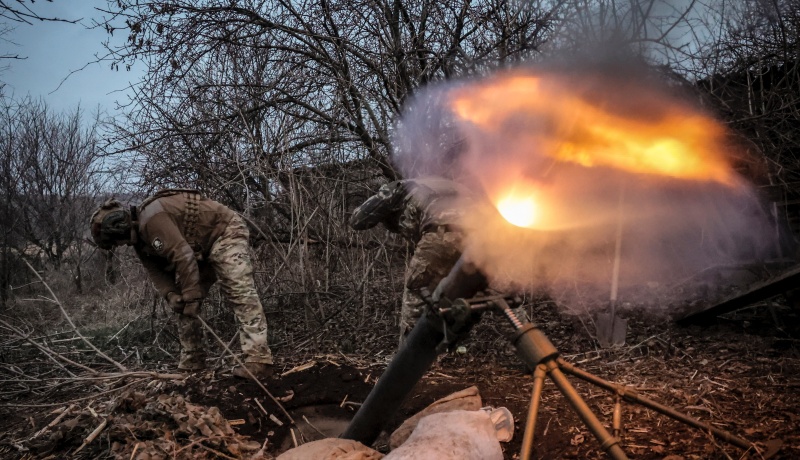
{"left": 497, "top": 191, "right": 539, "bottom": 228}
{"left": 448, "top": 69, "right": 739, "bottom": 229}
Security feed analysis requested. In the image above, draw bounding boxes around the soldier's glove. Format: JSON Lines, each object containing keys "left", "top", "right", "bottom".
{"left": 166, "top": 292, "right": 184, "bottom": 314}
{"left": 182, "top": 301, "right": 201, "bottom": 318}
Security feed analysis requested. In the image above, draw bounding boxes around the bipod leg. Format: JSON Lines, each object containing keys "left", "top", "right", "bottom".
{"left": 557, "top": 358, "right": 754, "bottom": 451}
{"left": 546, "top": 361, "right": 627, "bottom": 460}
{"left": 521, "top": 364, "right": 548, "bottom": 460}
{"left": 510, "top": 321, "right": 627, "bottom": 459}
{"left": 499, "top": 299, "right": 626, "bottom": 459}
{"left": 612, "top": 395, "right": 622, "bottom": 438}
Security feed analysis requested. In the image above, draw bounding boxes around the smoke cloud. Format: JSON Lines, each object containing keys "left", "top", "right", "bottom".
{"left": 391, "top": 60, "right": 782, "bottom": 310}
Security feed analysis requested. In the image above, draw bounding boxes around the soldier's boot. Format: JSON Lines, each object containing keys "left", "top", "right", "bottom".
{"left": 177, "top": 314, "right": 206, "bottom": 372}
{"left": 178, "top": 352, "right": 207, "bottom": 372}
{"left": 233, "top": 362, "right": 275, "bottom": 380}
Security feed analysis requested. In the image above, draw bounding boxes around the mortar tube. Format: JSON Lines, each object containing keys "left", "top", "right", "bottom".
{"left": 433, "top": 256, "right": 489, "bottom": 301}
{"left": 340, "top": 313, "right": 444, "bottom": 444}
{"left": 341, "top": 256, "right": 487, "bottom": 445}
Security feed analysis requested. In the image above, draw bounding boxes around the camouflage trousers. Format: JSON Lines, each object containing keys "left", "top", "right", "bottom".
{"left": 178, "top": 215, "right": 273, "bottom": 369}
{"left": 399, "top": 230, "right": 463, "bottom": 346}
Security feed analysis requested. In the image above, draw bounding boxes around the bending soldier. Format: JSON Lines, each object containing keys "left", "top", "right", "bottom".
{"left": 350, "top": 177, "right": 468, "bottom": 345}
{"left": 90, "top": 189, "right": 274, "bottom": 379}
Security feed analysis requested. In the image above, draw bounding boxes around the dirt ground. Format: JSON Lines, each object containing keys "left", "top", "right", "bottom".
{"left": 1, "top": 297, "right": 799, "bottom": 459}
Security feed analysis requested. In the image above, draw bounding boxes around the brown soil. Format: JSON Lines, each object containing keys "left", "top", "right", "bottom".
{"left": 1, "top": 300, "right": 798, "bottom": 459}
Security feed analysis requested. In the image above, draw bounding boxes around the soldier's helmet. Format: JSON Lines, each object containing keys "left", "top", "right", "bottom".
{"left": 89, "top": 199, "right": 132, "bottom": 250}
{"left": 349, "top": 181, "right": 406, "bottom": 230}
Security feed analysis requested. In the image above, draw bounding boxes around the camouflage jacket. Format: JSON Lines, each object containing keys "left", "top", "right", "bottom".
{"left": 349, "top": 177, "right": 468, "bottom": 243}
{"left": 133, "top": 189, "right": 235, "bottom": 302}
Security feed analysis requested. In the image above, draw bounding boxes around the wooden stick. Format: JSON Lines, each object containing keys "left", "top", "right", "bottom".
{"left": 214, "top": 331, "right": 239, "bottom": 366}
{"left": 254, "top": 398, "right": 269, "bottom": 416}
{"left": 129, "top": 442, "right": 140, "bottom": 460}
{"left": 302, "top": 415, "right": 327, "bottom": 438}
{"left": 74, "top": 418, "right": 108, "bottom": 454}
{"left": 269, "top": 414, "right": 283, "bottom": 426}
{"left": 32, "top": 404, "right": 76, "bottom": 438}
{"left": 0, "top": 378, "right": 143, "bottom": 408}
{"left": 197, "top": 316, "right": 295, "bottom": 425}
{"left": 0, "top": 318, "right": 91, "bottom": 375}
{"left": 0, "top": 371, "right": 184, "bottom": 383}
{"left": 86, "top": 371, "right": 185, "bottom": 380}
{"left": 196, "top": 443, "right": 238, "bottom": 460}
{"left": 105, "top": 314, "right": 145, "bottom": 344}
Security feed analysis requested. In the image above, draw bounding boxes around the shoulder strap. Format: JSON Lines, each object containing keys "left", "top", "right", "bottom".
{"left": 138, "top": 188, "right": 201, "bottom": 211}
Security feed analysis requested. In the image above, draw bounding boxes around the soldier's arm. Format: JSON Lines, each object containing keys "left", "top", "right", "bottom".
{"left": 141, "top": 213, "right": 204, "bottom": 302}
{"left": 135, "top": 248, "right": 180, "bottom": 298}
{"left": 349, "top": 181, "right": 403, "bottom": 230}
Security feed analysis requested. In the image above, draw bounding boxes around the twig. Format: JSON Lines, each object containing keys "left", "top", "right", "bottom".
{"left": 24, "top": 260, "right": 127, "bottom": 372}
{"left": 31, "top": 404, "right": 76, "bottom": 438}
{"left": 197, "top": 316, "right": 295, "bottom": 425}
{"left": 269, "top": 414, "right": 283, "bottom": 426}
{"left": 302, "top": 415, "right": 327, "bottom": 438}
{"left": 157, "top": 346, "right": 176, "bottom": 359}
{"left": 175, "top": 435, "right": 240, "bottom": 459}
{"left": 87, "top": 371, "right": 185, "bottom": 381}
{"left": 254, "top": 209, "right": 319, "bottom": 288}
{"left": 0, "top": 371, "right": 183, "bottom": 382}
{"left": 196, "top": 443, "right": 239, "bottom": 460}
{"left": 105, "top": 314, "right": 145, "bottom": 344}
{"left": 254, "top": 398, "right": 269, "bottom": 416}
{"left": 129, "top": 442, "right": 141, "bottom": 460}
{"left": 0, "top": 378, "right": 144, "bottom": 408}
{"left": 214, "top": 331, "right": 239, "bottom": 366}
{"left": 74, "top": 418, "right": 108, "bottom": 454}
{"left": 0, "top": 318, "right": 90, "bottom": 375}
{"left": 280, "top": 360, "right": 316, "bottom": 377}
{"left": 50, "top": 337, "right": 82, "bottom": 344}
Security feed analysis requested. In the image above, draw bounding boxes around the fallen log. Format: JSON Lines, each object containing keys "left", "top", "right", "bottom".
{"left": 677, "top": 264, "right": 800, "bottom": 325}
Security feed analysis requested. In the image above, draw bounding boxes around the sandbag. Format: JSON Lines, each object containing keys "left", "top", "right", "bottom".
{"left": 385, "top": 410, "right": 503, "bottom": 460}
{"left": 389, "top": 385, "right": 482, "bottom": 449}
{"left": 276, "top": 438, "right": 384, "bottom": 460}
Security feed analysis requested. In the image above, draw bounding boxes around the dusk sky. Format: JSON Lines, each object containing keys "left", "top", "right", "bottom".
{"left": 1, "top": 1, "right": 143, "bottom": 116}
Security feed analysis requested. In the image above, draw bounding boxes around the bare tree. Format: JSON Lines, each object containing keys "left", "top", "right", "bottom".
{"left": 0, "top": 0, "right": 77, "bottom": 25}
{"left": 0, "top": 0, "right": 79, "bottom": 62}
{"left": 95, "top": 0, "right": 566, "bottom": 262}
{"left": 98, "top": 0, "right": 563, "bottom": 188}
{"left": 0, "top": 96, "right": 110, "bottom": 298}
{"left": 0, "top": 94, "right": 20, "bottom": 306}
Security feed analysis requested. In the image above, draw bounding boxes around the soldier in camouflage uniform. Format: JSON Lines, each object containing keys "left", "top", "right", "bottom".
{"left": 90, "top": 190, "right": 274, "bottom": 379}
{"left": 350, "top": 177, "right": 468, "bottom": 345}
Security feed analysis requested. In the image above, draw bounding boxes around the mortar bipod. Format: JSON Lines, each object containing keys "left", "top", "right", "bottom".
{"left": 472, "top": 298, "right": 762, "bottom": 460}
